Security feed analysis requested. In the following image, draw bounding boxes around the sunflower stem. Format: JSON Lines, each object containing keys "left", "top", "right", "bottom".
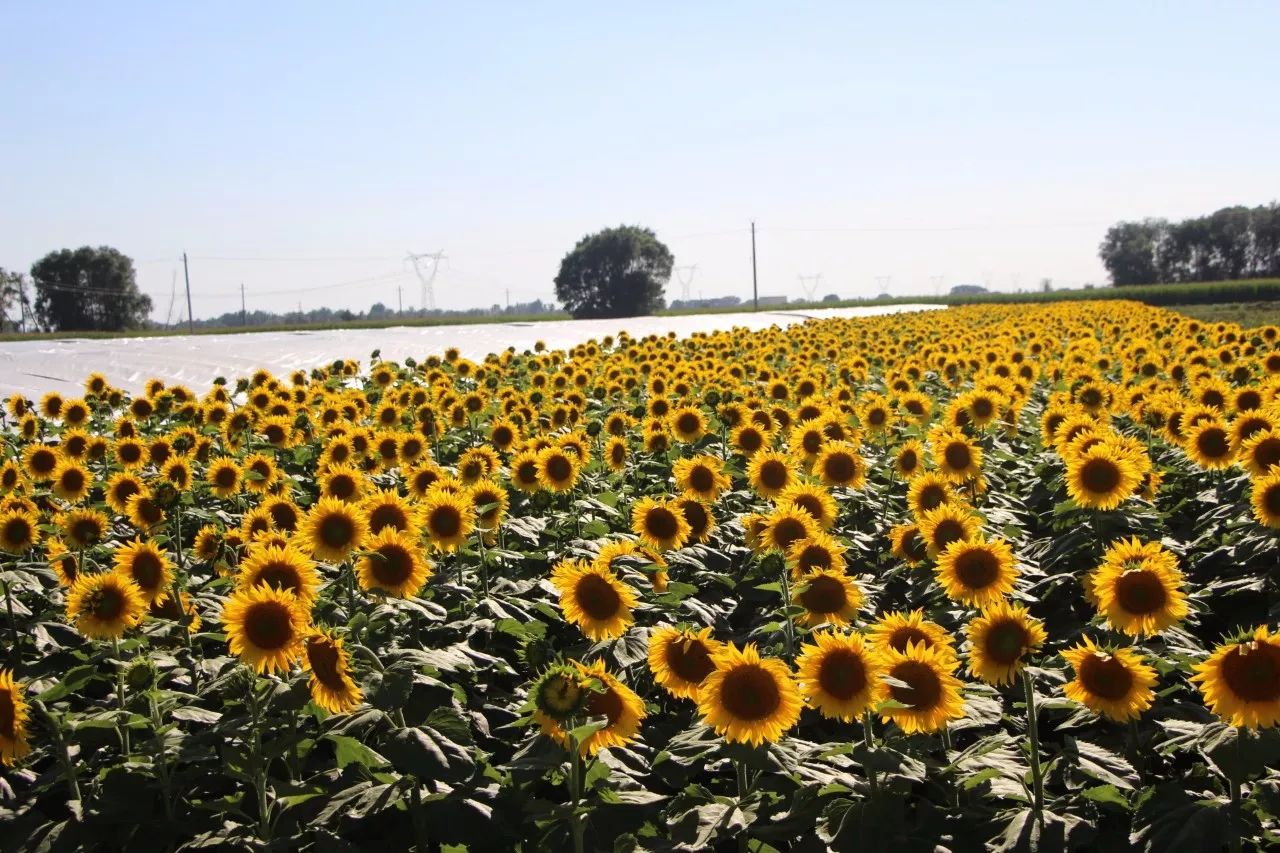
{"left": 150, "top": 692, "right": 176, "bottom": 820}
{"left": 567, "top": 721, "right": 586, "bottom": 853}
{"left": 1229, "top": 726, "right": 1244, "bottom": 853}
{"left": 248, "top": 675, "right": 272, "bottom": 841}
{"left": 2, "top": 577, "right": 18, "bottom": 661}
{"left": 111, "top": 636, "right": 131, "bottom": 756}
{"left": 735, "top": 758, "right": 751, "bottom": 852}
{"left": 778, "top": 560, "right": 796, "bottom": 662}
{"left": 940, "top": 724, "right": 959, "bottom": 811}
{"left": 862, "top": 711, "right": 879, "bottom": 798}
{"left": 476, "top": 530, "right": 490, "bottom": 599}
{"left": 36, "top": 701, "right": 83, "bottom": 813}
{"left": 1022, "top": 668, "right": 1045, "bottom": 835}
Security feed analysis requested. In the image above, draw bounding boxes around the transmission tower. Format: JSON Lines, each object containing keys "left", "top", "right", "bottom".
{"left": 674, "top": 265, "right": 698, "bottom": 301}
{"left": 406, "top": 250, "right": 447, "bottom": 311}
{"left": 798, "top": 273, "right": 823, "bottom": 301}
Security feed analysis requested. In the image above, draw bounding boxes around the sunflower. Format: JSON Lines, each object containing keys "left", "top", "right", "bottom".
{"left": 535, "top": 658, "right": 646, "bottom": 756}
{"left": 697, "top": 642, "right": 803, "bottom": 746}
{"left": 22, "top": 444, "right": 60, "bottom": 481}
{"left": 1239, "top": 428, "right": 1280, "bottom": 477}
{"left": 603, "top": 436, "right": 629, "bottom": 472}
{"left": 746, "top": 450, "right": 795, "bottom": 499}
{"left": 813, "top": 441, "right": 867, "bottom": 489}
{"left": 964, "top": 601, "right": 1047, "bottom": 686}
{"left": 0, "top": 461, "right": 22, "bottom": 494}
{"left": 1061, "top": 638, "right": 1157, "bottom": 722}
{"left": 1065, "top": 443, "right": 1142, "bottom": 510}
{"left": 594, "top": 539, "right": 668, "bottom": 591}
{"left": 206, "top": 457, "right": 243, "bottom": 498}
{"left": 536, "top": 446, "right": 581, "bottom": 492}
{"left": 300, "top": 497, "right": 368, "bottom": 562}
{"left": 1185, "top": 420, "right": 1236, "bottom": 470}
{"left": 907, "top": 473, "right": 955, "bottom": 515}
{"left": 457, "top": 445, "right": 501, "bottom": 484}
{"left": 304, "top": 630, "right": 364, "bottom": 714}
{"left": 631, "top": 496, "right": 691, "bottom": 551}
{"left": 668, "top": 405, "right": 708, "bottom": 443}
{"left": 0, "top": 670, "right": 31, "bottom": 766}
{"left": 319, "top": 463, "right": 367, "bottom": 503}
{"left": 51, "top": 460, "right": 93, "bottom": 503}
{"left": 1252, "top": 470, "right": 1280, "bottom": 528}
{"left": 932, "top": 429, "right": 983, "bottom": 483}
{"left": 405, "top": 461, "right": 447, "bottom": 499}
{"left": 66, "top": 571, "right": 147, "bottom": 639}
{"left": 889, "top": 522, "right": 929, "bottom": 566}
{"left": 242, "top": 453, "right": 280, "bottom": 494}
{"left": 111, "top": 538, "right": 175, "bottom": 605}
{"left": 162, "top": 457, "right": 194, "bottom": 492}
{"left": 868, "top": 609, "right": 957, "bottom": 661}
{"left": 1192, "top": 626, "right": 1280, "bottom": 729}
{"left": 731, "top": 424, "right": 771, "bottom": 457}
{"left": 672, "top": 455, "right": 730, "bottom": 502}
{"left": 421, "top": 489, "right": 475, "bottom": 552}
{"left": 105, "top": 472, "right": 146, "bottom": 515}
{"left": 794, "top": 568, "right": 863, "bottom": 627}
{"left": 787, "top": 530, "right": 848, "bottom": 577}
{"left": 894, "top": 439, "right": 926, "bottom": 479}
{"left": 149, "top": 590, "right": 202, "bottom": 632}
{"left": 554, "top": 561, "right": 637, "bottom": 641}
{"left": 648, "top": 626, "right": 724, "bottom": 700}
{"left": 873, "top": 641, "right": 965, "bottom": 733}
{"left": 362, "top": 489, "right": 421, "bottom": 535}
{"left": 238, "top": 544, "right": 321, "bottom": 604}
{"left": 46, "top": 539, "right": 80, "bottom": 586}
{"left": 935, "top": 536, "right": 1018, "bottom": 606}
{"left": 796, "top": 630, "right": 880, "bottom": 722}
{"left": 778, "top": 483, "right": 839, "bottom": 530}
{"left": 60, "top": 507, "right": 107, "bottom": 548}
{"left": 1090, "top": 538, "right": 1188, "bottom": 636}
{"left": 0, "top": 509, "right": 40, "bottom": 555}
{"left": 357, "top": 527, "right": 432, "bottom": 598}
{"left": 222, "top": 584, "right": 310, "bottom": 674}
{"left": 917, "top": 504, "right": 982, "bottom": 558}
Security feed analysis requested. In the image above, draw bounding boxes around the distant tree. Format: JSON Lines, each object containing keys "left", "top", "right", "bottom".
{"left": 949, "top": 284, "right": 989, "bottom": 296}
{"left": 822, "top": 293, "right": 841, "bottom": 303}
{"left": 30, "top": 246, "right": 152, "bottom": 332}
{"left": 553, "top": 225, "right": 673, "bottom": 319}
{"left": 1099, "top": 220, "right": 1163, "bottom": 285}
{"left": 1, "top": 268, "right": 30, "bottom": 332}
{"left": 1100, "top": 203, "right": 1280, "bottom": 285}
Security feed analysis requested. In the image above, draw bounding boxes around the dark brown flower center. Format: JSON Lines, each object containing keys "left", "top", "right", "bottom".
{"left": 888, "top": 626, "right": 932, "bottom": 653}
{"left": 1197, "top": 428, "right": 1230, "bottom": 459}
{"left": 818, "top": 649, "right": 868, "bottom": 700}
{"left": 575, "top": 573, "right": 622, "bottom": 620}
{"left": 368, "top": 504, "right": 409, "bottom": 533}
{"left": 720, "top": 663, "right": 781, "bottom": 721}
{"left": 1080, "top": 458, "right": 1122, "bottom": 494}
{"left": 984, "top": 620, "right": 1029, "bottom": 664}
{"left": 88, "top": 586, "right": 125, "bottom": 620}
{"left": 429, "top": 506, "right": 461, "bottom": 538}
{"left": 689, "top": 466, "right": 715, "bottom": 493}
{"left": 1078, "top": 653, "right": 1133, "bottom": 700}
{"left": 371, "top": 544, "right": 414, "bottom": 585}
{"left": 888, "top": 660, "right": 942, "bottom": 711}
{"left": 320, "top": 514, "right": 356, "bottom": 548}
{"left": 1113, "top": 569, "right": 1168, "bottom": 615}
{"left": 944, "top": 443, "right": 972, "bottom": 472}
{"left": 587, "top": 684, "right": 624, "bottom": 725}
{"left": 257, "top": 563, "right": 303, "bottom": 594}
{"left": 799, "top": 574, "right": 848, "bottom": 615}
{"left": 545, "top": 454, "right": 573, "bottom": 483}
{"left": 245, "top": 601, "right": 294, "bottom": 650}
{"left": 1220, "top": 642, "right": 1280, "bottom": 703}
{"left": 644, "top": 507, "right": 680, "bottom": 541}
{"left": 822, "top": 452, "right": 856, "bottom": 484}
{"left": 130, "top": 550, "right": 165, "bottom": 591}
{"left": 1251, "top": 437, "right": 1280, "bottom": 471}
{"left": 667, "top": 638, "right": 715, "bottom": 685}
{"left": 954, "top": 547, "right": 999, "bottom": 590}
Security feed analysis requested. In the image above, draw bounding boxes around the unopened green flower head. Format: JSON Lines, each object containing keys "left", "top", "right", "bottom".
{"left": 532, "top": 664, "right": 589, "bottom": 722}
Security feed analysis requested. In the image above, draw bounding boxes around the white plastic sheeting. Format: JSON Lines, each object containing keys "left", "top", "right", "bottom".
{"left": 0, "top": 304, "right": 941, "bottom": 398}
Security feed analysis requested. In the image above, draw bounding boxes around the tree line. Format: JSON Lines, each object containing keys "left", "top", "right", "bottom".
{"left": 1099, "top": 202, "right": 1280, "bottom": 285}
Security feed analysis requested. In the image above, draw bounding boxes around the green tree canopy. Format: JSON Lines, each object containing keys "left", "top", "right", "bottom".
{"left": 553, "top": 226, "right": 673, "bottom": 319}
{"left": 31, "top": 246, "right": 153, "bottom": 332}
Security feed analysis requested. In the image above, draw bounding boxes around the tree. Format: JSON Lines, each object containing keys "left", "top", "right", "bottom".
{"left": 1, "top": 268, "right": 31, "bottom": 332}
{"left": 1099, "top": 220, "right": 1164, "bottom": 285}
{"left": 30, "top": 246, "right": 152, "bottom": 332}
{"left": 553, "top": 226, "right": 673, "bottom": 319}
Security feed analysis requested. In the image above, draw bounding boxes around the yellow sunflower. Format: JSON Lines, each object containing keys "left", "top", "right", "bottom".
{"left": 760, "top": 502, "right": 820, "bottom": 555}
{"left": 51, "top": 460, "right": 93, "bottom": 503}
{"left": 206, "top": 457, "right": 243, "bottom": 498}
{"left": 535, "top": 658, "right": 646, "bottom": 756}
{"left": 66, "top": 571, "right": 147, "bottom": 639}
{"left": 553, "top": 561, "right": 637, "bottom": 641}
{"left": 697, "top": 642, "right": 803, "bottom": 746}
{"left": 874, "top": 641, "right": 966, "bottom": 734}
{"left": 787, "top": 531, "right": 849, "bottom": 578}
{"left": 0, "top": 670, "right": 31, "bottom": 766}
{"left": 894, "top": 439, "right": 927, "bottom": 479}
{"left": 917, "top": 504, "right": 982, "bottom": 558}
{"left": 1089, "top": 537, "right": 1188, "bottom": 636}
{"left": 1065, "top": 443, "right": 1142, "bottom": 510}
{"left": 361, "top": 489, "right": 421, "bottom": 536}
{"left": 420, "top": 489, "right": 476, "bottom": 551}
{"left": 0, "top": 510, "right": 40, "bottom": 555}
{"left": 221, "top": 585, "right": 310, "bottom": 675}
{"left": 907, "top": 473, "right": 955, "bottom": 515}
{"left": 675, "top": 495, "right": 716, "bottom": 544}
{"left": 357, "top": 527, "right": 433, "bottom": 598}
{"left": 238, "top": 544, "right": 321, "bottom": 604}
{"left": 467, "top": 480, "right": 510, "bottom": 533}
{"left": 603, "top": 436, "right": 629, "bottom": 472}
{"left": 794, "top": 568, "right": 863, "bottom": 627}
{"left": 868, "top": 609, "right": 957, "bottom": 661}
{"left": 889, "top": 522, "right": 929, "bottom": 566}
{"left": 304, "top": 629, "right": 364, "bottom": 714}
{"left": 104, "top": 472, "right": 146, "bottom": 515}
{"left": 1240, "top": 427, "right": 1280, "bottom": 477}
{"left": 935, "top": 536, "right": 1018, "bottom": 607}
{"left": 746, "top": 450, "right": 795, "bottom": 499}
{"left": 111, "top": 538, "right": 175, "bottom": 605}
{"left": 964, "top": 601, "right": 1047, "bottom": 686}
{"left": 1192, "top": 626, "right": 1280, "bottom": 729}
{"left": 813, "top": 441, "right": 867, "bottom": 489}
{"left": 1185, "top": 420, "right": 1236, "bottom": 471}
{"left": 300, "top": 496, "right": 368, "bottom": 562}
{"left": 46, "top": 539, "right": 80, "bottom": 587}
{"left": 796, "top": 630, "right": 880, "bottom": 721}
{"left": 668, "top": 405, "right": 708, "bottom": 443}
{"left": 536, "top": 446, "right": 581, "bottom": 492}
{"left": 1061, "top": 637, "right": 1156, "bottom": 722}
{"left": 648, "top": 625, "right": 724, "bottom": 700}
{"left": 673, "top": 455, "right": 731, "bottom": 502}
{"left": 778, "top": 483, "right": 839, "bottom": 530}
{"left": 631, "top": 496, "right": 692, "bottom": 551}
{"left": 932, "top": 429, "right": 983, "bottom": 483}
{"left": 1252, "top": 470, "right": 1280, "bottom": 528}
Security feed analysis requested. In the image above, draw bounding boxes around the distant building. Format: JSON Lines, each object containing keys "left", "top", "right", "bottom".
{"left": 756, "top": 295, "right": 789, "bottom": 306}
{"left": 950, "top": 284, "right": 989, "bottom": 296}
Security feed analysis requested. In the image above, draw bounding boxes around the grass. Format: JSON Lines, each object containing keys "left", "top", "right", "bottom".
{"left": 5, "top": 278, "right": 1280, "bottom": 342}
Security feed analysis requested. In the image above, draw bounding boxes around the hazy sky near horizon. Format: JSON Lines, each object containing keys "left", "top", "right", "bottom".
{"left": 2, "top": 3, "right": 1278, "bottom": 321}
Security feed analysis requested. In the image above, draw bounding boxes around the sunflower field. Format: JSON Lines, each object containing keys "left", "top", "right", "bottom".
{"left": 2, "top": 301, "right": 1280, "bottom": 852}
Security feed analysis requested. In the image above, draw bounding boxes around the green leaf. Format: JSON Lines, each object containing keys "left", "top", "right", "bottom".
{"left": 326, "top": 734, "right": 389, "bottom": 770}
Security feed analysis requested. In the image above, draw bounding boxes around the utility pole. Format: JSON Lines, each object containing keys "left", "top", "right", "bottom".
{"left": 750, "top": 221, "right": 758, "bottom": 311}
{"left": 406, "top": 250, "right": 446, "bottom": 311}
{"left": 182, "top": 252, "right": 194, "bottom": 333}
{"left": 397, "top": 285, "right": 403, "bottom": 314}
{"left": 674, "top": 265, "right": 698, "bottom": 302}
{"left": 240, "top": 282, "right": 247, "bottom": 326}
{"left": 505, "top": 289, "right": 510, "bottom": 311}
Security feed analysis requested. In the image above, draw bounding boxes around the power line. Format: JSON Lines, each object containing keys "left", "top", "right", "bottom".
{"left": 674, "top": 265, "right": 698, "bottom": 301}
{"left": 797, "top": 273, "right": 823, "bottom": 301}
{"left": 405, "top": 250, "right": 447, "bottom": 311}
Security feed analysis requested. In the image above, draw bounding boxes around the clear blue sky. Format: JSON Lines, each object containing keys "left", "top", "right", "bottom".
{"left": 2, "top": 3, "right": 1277, "bottom": 320}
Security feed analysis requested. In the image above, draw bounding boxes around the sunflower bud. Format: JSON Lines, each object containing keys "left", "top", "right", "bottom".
{"left": 531, "top": 664, "right": 590, "bottom": 723}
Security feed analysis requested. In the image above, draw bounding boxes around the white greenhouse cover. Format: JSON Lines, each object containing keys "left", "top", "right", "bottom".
{"left": 0, "top": 304, "right": 941, "bottom": 398}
